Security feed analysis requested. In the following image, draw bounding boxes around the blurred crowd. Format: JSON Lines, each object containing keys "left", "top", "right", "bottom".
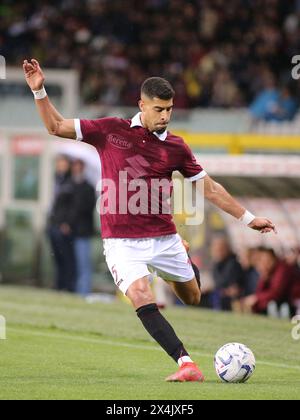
{"left": 199, "top": 238, "right": 300, "bottom": 318}
{"left": 1, "top": 0, "right": 300, "bottom": 116}
{"left": 48, "top": 155, "right": 96, "bottom": 296}
{"left": 155, "top": 238, "right": 300, "bottom": 318}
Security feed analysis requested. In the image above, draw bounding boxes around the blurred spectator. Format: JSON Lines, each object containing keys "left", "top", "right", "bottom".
{"left": 2, "top": 0, "right": 300, "bottom": 110}
{"left": 71, "top": 159, "right": 96, "bottom": 297}
{"left": 250, "top": 73, "right": 280, "bottom": 121}
{"left": 211, "top": 236, "right": 244, "bottom": 311}
{"left": 250, "top": 76, "right": 298, "bottom": 122}
{"left": 285, "top": 247, "right": 300, "bottom": 268}
{"left": 243, "top": 248, "right": 295, "bottom": 315}
{"left": 285, "top": 248, "right": 300, "bottom": 315}
{"left": 47, "top": 155, "right": 76, "bottom": 292}
{"left": 276, "top": 86, "right": 299, "bottom": 121}
{"left": 291, "top": 279, "right": 300, "bottom": 316}
{"left": 211, "top": 69, "right": 244, "bottom": 108}
{"left": 239, "top": 248, "right": 260, "bottom": 297}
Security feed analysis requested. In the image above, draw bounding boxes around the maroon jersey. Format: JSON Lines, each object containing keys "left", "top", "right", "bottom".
{"left": 75, "top": 114, "right": 206, "bottom": 239}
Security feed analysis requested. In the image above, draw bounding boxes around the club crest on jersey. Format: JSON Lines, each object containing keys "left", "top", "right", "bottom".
{"left": 107, "top": 134, "right": 133, "bottom": 150}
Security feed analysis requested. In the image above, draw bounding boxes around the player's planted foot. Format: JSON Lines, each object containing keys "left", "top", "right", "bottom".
{"left": 166, "top": 363, "right": 205, "bottom": 383}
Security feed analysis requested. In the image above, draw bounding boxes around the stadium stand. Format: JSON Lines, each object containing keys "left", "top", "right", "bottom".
{"left": 1, "top": 0, "right": 300, "bottom": 110}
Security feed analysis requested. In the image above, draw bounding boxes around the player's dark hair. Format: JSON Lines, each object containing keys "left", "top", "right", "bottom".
{"left": 141, "top": 77, "right": 175, "bottom": 100}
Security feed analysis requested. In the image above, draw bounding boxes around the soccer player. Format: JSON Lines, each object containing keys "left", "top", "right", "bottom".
{"left": 23, "top": 59, "right": 277, "bottom": 382}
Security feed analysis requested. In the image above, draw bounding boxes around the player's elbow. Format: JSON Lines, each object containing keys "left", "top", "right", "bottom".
{"left": 48, "top": 120, "right": 70, "bottom": 138}
{"left": 204, "top": 181, "right": 221, "bottom": 201}
{"left": 47, "top": 128, "right": 58, "bottom": 137}
{"left": 47, "top": 122, "right": 60, "bottom": 137}
{"left": 204, "top": 189, "right": 215, "bottom": 201}
{"left": 47, "top": 120, "right": 76, "bottom": 140}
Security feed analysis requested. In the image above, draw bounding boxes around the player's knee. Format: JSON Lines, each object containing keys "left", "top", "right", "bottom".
{"left": 127, "top": 279, "right": 154, "bottom": 308}
{"left": 131, "top": 290, "right": 154, "bottom": 308}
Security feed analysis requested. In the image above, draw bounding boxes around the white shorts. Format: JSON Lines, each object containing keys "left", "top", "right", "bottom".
{"left": 103, "top": 234, "right": 195, "bottom": 295}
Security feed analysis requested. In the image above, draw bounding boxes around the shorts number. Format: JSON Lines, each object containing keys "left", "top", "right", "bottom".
{"left": 111, "top": 265, "right": 119, "bottom": 285}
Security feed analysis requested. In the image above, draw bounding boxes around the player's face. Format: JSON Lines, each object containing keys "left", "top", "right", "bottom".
{"left": 139, "top": 95, "right": 174, "bottom": 133}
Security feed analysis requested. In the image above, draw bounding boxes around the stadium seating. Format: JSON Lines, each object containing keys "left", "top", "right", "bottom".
{"left": 1, "top": 0, "right": 299, "bottom": 109}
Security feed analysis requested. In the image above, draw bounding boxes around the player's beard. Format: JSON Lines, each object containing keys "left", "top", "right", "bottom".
{"left": 156, "top": 128, "right": 167, "bottom": 134}
{"left": 155, "top": 123, "right": 169, "bottom": 134}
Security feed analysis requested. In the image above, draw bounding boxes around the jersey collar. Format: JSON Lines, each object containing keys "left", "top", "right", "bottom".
{"left": 130, "top": 113, "right": 168, "bottom": 141}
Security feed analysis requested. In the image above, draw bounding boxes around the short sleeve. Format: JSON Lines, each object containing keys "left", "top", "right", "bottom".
{"left": 179, "top": 143, "right": 207, "bottom": 181}
{"left": 74, "top": 118, "right": 106, "bottom": 146}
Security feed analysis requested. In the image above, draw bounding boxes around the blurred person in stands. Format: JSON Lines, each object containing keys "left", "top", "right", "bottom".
{"left": 71, "top": 159, "right": 96, "bottom": 297}
{"left": 243, "top": 248, "right": 295, "bottom": 316}
{"left": 47, "top": 155, "right": 76, "bottom": 292}
{"left": 211, "top": 236, "right": 244, "bottom": 311}
{"left": 239, "top": 248, "right": 260, "bottom": 297}
{"left": 285, "top": 248, "right": 300, "bottom": 316}
{"left": 275, "top": 86, "right": 299, "bottom": 121}
{"left": 250, "top": 73, "right": 298, "bottom": 122}
{"left": 211, "top": 69, "right": 244, "bottom": 108}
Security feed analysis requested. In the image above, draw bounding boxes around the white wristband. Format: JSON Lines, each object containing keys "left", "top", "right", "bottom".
{"left": 240, "top": 210, "right": 256, "bottom": 226}
{"left": 32, "top": 87, "right": 47, "bottom": 100}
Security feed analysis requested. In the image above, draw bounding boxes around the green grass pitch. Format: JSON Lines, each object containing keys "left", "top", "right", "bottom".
{"left": 0, "top": 286, "right": 299, "bottom": 400}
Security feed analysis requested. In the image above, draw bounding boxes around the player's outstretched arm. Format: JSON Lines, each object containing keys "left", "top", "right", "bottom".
{"left": 23, "top": 59, "right": 76, "bottom": 139}
{"left": 203, "top": 175, "right": 277, "bottom": 234}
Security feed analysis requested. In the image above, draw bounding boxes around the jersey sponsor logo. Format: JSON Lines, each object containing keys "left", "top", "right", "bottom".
{"left": 107, "top": 134, "right": 133, "bottom": 150}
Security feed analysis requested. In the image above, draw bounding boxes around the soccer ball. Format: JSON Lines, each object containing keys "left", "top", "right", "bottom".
{"left": 214, "top": 343, "right": 256, "bottom": 383}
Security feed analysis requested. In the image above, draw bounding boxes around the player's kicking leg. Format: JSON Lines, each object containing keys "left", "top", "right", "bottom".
{"left": 182, "top": 239, "right": 201, "bottom": 291}
{"left": 126, "top": 276, "right": 204, "bottom": 383}
{"left": 168, "top": 277, "right": 201, "bottom": 306}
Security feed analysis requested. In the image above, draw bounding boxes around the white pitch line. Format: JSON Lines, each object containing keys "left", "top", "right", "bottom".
{"left": 9, "top": 327, "right": 300, "bottom": 372}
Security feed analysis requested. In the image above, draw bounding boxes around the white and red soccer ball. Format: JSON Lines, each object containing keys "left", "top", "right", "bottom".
{"left": 214, "top": 343, "right": 256, "bottom": 383}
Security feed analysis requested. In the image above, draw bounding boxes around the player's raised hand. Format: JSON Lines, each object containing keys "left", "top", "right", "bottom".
{"left": 248, "top": 218, "right": 277, "bottom": 234}
{"left": 23, "top": 59, "right": 45, "bottom": 91}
